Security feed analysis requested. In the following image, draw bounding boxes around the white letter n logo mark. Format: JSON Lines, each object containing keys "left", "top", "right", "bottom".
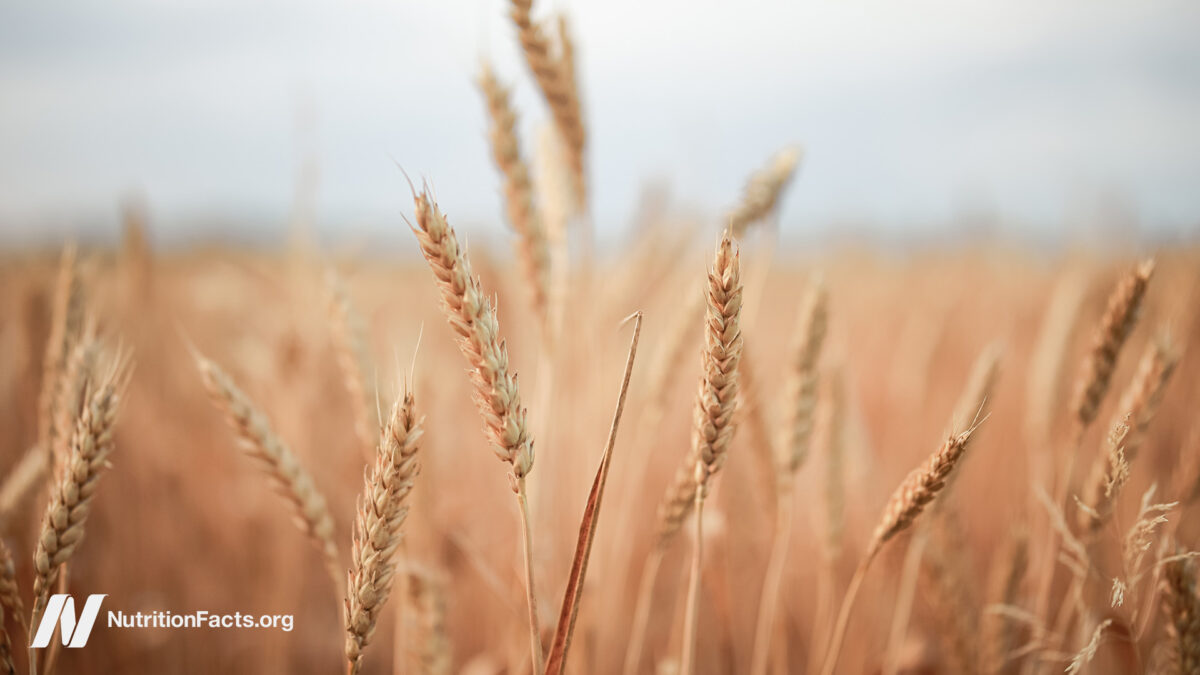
{"left": 31, "top": 594, "right": 106, "bottom": 648}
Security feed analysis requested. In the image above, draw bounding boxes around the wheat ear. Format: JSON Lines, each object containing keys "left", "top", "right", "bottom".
{"left": 36, "top": 244, "right": 84, "bottom": 468}
{"left": 29, "top": 358, "right": 127, "bottom": 675}
{"left": 478, "top": 64, "right": 550, "bottom": 326}
{"left": 727, "top": 147, "right": 802, "bottom": 238}
{"left": 509, "top": 0, "right": 586, "bottom": 211}
{"left": 404, "top": 566, "right": 451, "bottom": 675}
{"left": 820, "top": 425, "right": 978, "bottom": 675}
{"left": 1160, "top": 548, "right": 1200, "bottom": 674}
{"left": 1070, "top": 259, "right": 1154, "bottom": 432}
{"left": 195, "top": 355, "right": 342, "bottom": 595}
{"left": 748, "top": 279, "right": 827, "bottom": 675}
{"left": 408, "top": 189, "right": 543, "bottom": 670}
{"left": 345, "top": 389, "right": 424, "bottom": 675}
{"left": 680, "top": 232, "right": 743, "bottom": 675}
{"left": 326, "top": 269, "right": 377, "bottom": 458}
{"left": 0, "top": 538, "right": 25, "bottom": 675}
{"left": 1078, "top": 334, "right": 1178, "bottom": 533}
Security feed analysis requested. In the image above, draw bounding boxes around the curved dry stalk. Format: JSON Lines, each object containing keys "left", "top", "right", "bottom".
{"left": 820, "top": 425, "right": 978, "bottom": 675}
{"left": 408, "top": 189, "right": 543, "bottom": 670}
{"left": 195, "top": 355, "right": 342, "bottom": 595}
{"left": 345, "top": 389, "right": 424, "bottom": 675}
{"left": 478, "top": 64, "right": 550, "bottom": 326}
{"left": 545, "top": 312, "right": 642, "bottom": 675}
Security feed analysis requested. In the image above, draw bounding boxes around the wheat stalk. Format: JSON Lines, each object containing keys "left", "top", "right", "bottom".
{"left": 680, "top": 232, "right": 743, "bottom": 675}
{"left": 345, "top": 388, "right": 424, "bottom": 675}
{"left": 195, "top": 354, "right": 342, "bottom": 595}
{"left": 478, "top": 64, "right": 550, "bottom": 327}
{"left": 408, "top": 189, "right": 543, "bottom": 670}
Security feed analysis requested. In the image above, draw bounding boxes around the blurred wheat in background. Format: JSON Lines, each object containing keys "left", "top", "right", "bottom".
{"left": 1, "top": 1, "right": 1199, "bottom": 674}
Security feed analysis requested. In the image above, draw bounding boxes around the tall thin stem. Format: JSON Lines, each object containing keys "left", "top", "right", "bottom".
{"left": 819, "top": 550, "right": 876, "bottom": 675}
{"left": 623, "top": 549, "right": 664, "bottom": 675}
{"left": 749, "top": 492, "right": 794, "bottom": 675}
{"left": 515, "top": 477, "right": 544, "bottom": 673}
{"left": 679, "top": 487, "right": 706, "bottom": 675}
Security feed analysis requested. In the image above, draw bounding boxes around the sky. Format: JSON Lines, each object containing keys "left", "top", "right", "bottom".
{"left": 1, "top": 0, "right": 1198, "bottom": 247}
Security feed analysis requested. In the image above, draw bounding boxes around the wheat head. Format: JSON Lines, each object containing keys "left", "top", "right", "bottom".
{"left": 478, "top": 64, "right": 550, "bottom": 323}
{"left": 196, "top": 355, "right": 341, "bottom": 586}
{"left": 410, "top": 190, "right": 534, "bottom": 481}
{"left": 1070, "top": 260, "right": 1154, "bottom": 429}
{"left": 345, "top": 389, "right": 424, "bottom": 675}
{"left": 692, "top": 232, "right": 744, "bottom": 491}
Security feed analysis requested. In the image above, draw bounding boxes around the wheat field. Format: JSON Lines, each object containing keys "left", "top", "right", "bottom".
{"left": 2, "top": 4, "right": 1200, "bottom": 675}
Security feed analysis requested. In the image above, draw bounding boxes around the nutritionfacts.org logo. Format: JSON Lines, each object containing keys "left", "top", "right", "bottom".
{"left": 30, "top": 594, "right": 295, "bottom": 649}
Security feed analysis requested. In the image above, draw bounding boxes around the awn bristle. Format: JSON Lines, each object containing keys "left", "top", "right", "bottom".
{"left": 1160, "top": 549, "right": 1200, "bottom": 674}
{"left": 868, "top": 426, "right": 978, "bottom": 558}
{"left": 32, "top": 360, "right": 126, "bottom": 621}
{"left": 1079, "top": 334, "right": 1178, "bottom": 533}
{"left": 410, "top": 191, "right": 534, "bottom": 481}
{"left": 37, "top": 245, "right": 85, "bottom": 467}
{"left": 779, "top": 279, "right": 827, "bottom": 478}
{"left": 692, "top": 233, "right": 744, "bottom": 491}
{"left": 1070, "top": 260, "right": 1154, "bottom": 430}
{"left": 196, "top": 355, "right": 341, "bottom": 588}
{"left": 326, "top": 269, "right": 376, "bottom": 456}
{"left": 345, "top": 389, "right": 424, "bottom": 675}
{"left": 478, "top": 64, "right": 550, "bottom": 324}
{"left": 509, "top": 0, "right": 586, "bottom": 210}
{"left": 727, "top": 147, "right": 801, "bottom": 238}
